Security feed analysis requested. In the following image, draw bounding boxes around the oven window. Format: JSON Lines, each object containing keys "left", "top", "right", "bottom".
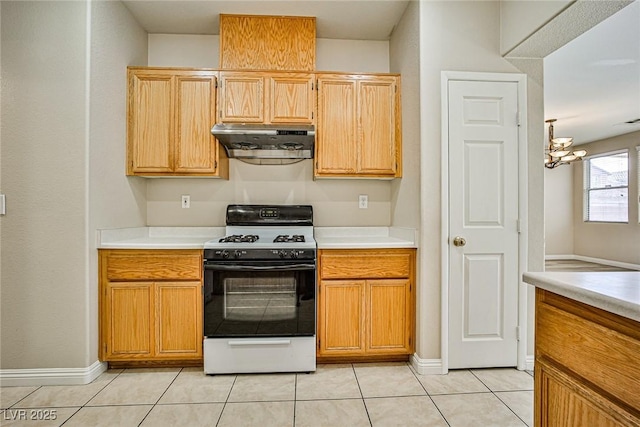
{"left": 204, "top": 269, "right": 315, "bottom": 338}
{"left": 224, "top": 277, "right": 297, "bottom": 321}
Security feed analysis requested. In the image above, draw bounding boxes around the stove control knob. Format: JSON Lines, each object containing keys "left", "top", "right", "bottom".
{"left": 233, "top": 250, "right": 242, "bottom": 259}
{"left": 278, "top": 250, "right": 287, "bottom": 259}
{"left": 221, "top": 250, "right": 230, "bottom": 259}
{"left": 289, "top": 251, "right": 298, "bottom": 259}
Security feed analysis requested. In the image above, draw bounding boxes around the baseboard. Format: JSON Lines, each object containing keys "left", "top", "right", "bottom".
{"left": 0, "top": 360, "right": 107, "bottom": 387}
{"left": 545, "top": 254, "right": 640, "bottom": 271}
{"left": 526, "top": 355, "right": 535, "bottom": 371}
{"left": 410, "top": 354, "right": 444, "bottom": 375}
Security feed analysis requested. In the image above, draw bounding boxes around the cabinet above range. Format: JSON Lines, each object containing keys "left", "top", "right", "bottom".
{"left": 126, "top": 68, "right": 402, "bottom": 179}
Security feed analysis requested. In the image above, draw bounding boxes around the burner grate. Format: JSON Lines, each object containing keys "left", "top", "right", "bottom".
{"left": 274, "top": 234, "right": 305, "bottom": 243}
{"left": 218, "top": 234, "right": 260, "bottom": 243}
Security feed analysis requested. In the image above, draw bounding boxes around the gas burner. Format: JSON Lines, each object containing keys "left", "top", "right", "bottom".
{"left": 218, "top": 234, "right": 259, "bottom": 243}
{"left": 274, "top": 234, "right": 305, "bottom": 243}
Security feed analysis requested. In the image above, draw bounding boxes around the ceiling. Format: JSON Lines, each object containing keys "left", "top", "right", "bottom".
{"left": 544, "top": 0, "right": 640, "bottom": 145}
{"left": 122, "top": 0, "right": 640, "bottom": 146}
{"left": 121, "top": 1, "right": 410, "bottom": 40}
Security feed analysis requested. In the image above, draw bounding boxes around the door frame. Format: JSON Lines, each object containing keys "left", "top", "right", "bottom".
{"left": 440, "top": 71, "right": 529, "bottom": 373}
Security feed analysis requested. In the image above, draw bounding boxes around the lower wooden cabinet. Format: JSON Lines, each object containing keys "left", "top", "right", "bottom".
{"left": 99, "top": 250, "right": 203, "bottom": 362}
{"left": 317, "top": 249, "right": 415, "bottom": 360}
{"left": 534, "top": 289, "right": 640, "bottom": 426}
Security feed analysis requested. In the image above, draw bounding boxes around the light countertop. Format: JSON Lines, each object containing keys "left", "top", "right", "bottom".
{"left": 98, "top": 227, "right": 225, "bottom": 249}
{"left": 314, "top": 227, "right": 417, "bottom": 249}
{"left": 523, "top": 271, "right": 640, "bottom": 323}
{"left": 98, "top": 226, "right": 417, "bottom": 250}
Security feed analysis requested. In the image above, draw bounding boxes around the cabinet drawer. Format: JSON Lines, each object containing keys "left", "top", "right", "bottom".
{"left": 103, "top": 250, "right": 202, "bottom": 281}
{"left": 319, "top": 250, "right": 412, "bottom": 279}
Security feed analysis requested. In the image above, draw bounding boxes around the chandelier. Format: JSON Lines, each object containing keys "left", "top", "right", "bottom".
{"left": 544, "top": 119, "right": 587, "bottom": 169}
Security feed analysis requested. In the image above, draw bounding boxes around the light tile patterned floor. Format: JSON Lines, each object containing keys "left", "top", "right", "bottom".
{"left": 0, "top": 363, "right": 534, "bottom": 426}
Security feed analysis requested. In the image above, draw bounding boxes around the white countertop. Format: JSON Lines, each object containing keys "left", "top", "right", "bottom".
{"left": 98, "top": 227, "right": 225, "bottom": 249}
{"left": 314, "top": 227, "right": 417, "bottom": 249}
{"left": 98, "top": 226, "right": 417, "bottom": 250}
{"left": 523, "top": 271, "right": 640, "bottom": 323}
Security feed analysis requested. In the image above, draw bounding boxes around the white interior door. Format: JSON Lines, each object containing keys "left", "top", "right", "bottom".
{"left": 447, "top": 79, "right": 520, "bottom": 369}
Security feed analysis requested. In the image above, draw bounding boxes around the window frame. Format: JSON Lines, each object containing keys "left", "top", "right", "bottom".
{"left": 583, "top": 149, "right": 629, "bottom": 223}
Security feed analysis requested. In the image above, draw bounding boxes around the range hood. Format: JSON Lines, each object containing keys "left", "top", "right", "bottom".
{"left": 211, "top": 123, "right": 315, "bottom": 165}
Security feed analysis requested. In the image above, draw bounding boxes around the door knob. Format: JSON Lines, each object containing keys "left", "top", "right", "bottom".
{"left": 453, "top": 236, "right": 466, "bottom": 247}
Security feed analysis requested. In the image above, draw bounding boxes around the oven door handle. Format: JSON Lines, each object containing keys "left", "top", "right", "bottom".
{"left": 204, "top": 263, "right": 315, "bottom": 271}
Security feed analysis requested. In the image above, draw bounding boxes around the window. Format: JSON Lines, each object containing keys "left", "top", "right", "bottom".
{"left": 584, "top": 150, "right": 629, "bottom": 222}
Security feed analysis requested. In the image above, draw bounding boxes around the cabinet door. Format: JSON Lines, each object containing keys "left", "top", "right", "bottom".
{"left": 104, "top": 282, "right": 154, "bottom": 359}
{"left": 155, "top": 282, "right": 203, "bottom": 358}
{"left": 174, "top": 74, "right": 218, "bottom": 174}
{"left": 219, "top": 73, "right": 265, "bottom": 123}
{"left": 358, "top": 78, "right": 398, "bottom": 176}
{"left": 318, "top": 280, "right": 365, "bottom": 355}
{"left": 366, "top": 279, "right": 412, "bottom": 354}
{"left": 128, "top": 72, "right": 173, "bottom": 174}
{"left": 316, "top": 76, "right": 357, "bottom": 175}
{"left": 269, "top": 74, "right": 314, "bottom": 123}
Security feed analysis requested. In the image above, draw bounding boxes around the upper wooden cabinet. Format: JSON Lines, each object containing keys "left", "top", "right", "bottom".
{"left": 218, "top": 71, "right": 315, "bottom": 124}
{"left": 127, "top": 67, "right": 229, "bottom": 178}
{"left": 219, "top": 14, "right": 316, "bottom": 71}
{"left": 315, "top": 73, "right": 402, "bottom": 179}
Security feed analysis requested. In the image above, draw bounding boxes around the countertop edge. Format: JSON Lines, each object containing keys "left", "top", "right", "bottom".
{"left": 523, "top": 272, "right": 640, "bottom": 323}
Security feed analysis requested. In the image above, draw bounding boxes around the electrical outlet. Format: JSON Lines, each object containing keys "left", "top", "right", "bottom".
{"left": 358, "top": 194, "right": 368, "bottom": 209}
{"left": 181, "top": 195, "right": 190, "bottom": 209}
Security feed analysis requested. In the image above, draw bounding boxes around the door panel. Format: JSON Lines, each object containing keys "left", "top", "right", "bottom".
{"left": 318, "top": 280, "right": 365, "bottom": 354}
{"left": 448, "top": 79, "right": 519, "bottom": 368}
{"left": 174, "top": 75, "right": 217, "bottom": 173}
{"left": 366, "top": 279, "right": 411, "bottom": 352}
{"left": 107, "top": 283, "right": 153, "bottom": 357}
{"left": 130, "top": 74, "right": 173, "bottom": 173}
{"left": 270, "top": 75, "right": 314, "bottom": 123}
{"left": 219, "top": 74, "right": 265, "bottom": 123}
{"left": 359, "top": 79, "right": 396, "bottom": 175}
{"left": 156, "top": 282, "right": 202, "bottom": 357}
{"left": 316, "top": 77, "right": 357, "bottom": 174}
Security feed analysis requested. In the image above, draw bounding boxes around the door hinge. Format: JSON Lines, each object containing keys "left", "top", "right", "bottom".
{"left": 516, "top": 326, "right": 521, "bottom": 341}
{"left": 214, "top": 160, "right": 218, "bottom": 169}
{"left": 103, "top": 343, "right": 107, "bottom": 353}
{"left": 516, "top": 110, "right": 521, "bottom": 127}
{"left": 517, "top": 219, "right": 521, "bottom": 234}
{"left": 215, "top": 80, "right": 218, "bottom": 89}
{"left": 311, "top": 81, "right": 314, "bottom": 91}
{"left": 312, "top": 111, "right": 314, "bottom": 120}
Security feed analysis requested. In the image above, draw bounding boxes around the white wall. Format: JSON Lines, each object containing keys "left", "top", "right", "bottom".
{"left": 88, "top": 0, "right": 148, "bottom": 365}
{"left": 1, "top": 1, "right": 89, "bottom": 369}
{"left": 0, "top": 0, "right": 147, "bottom": 372}
{"left": 544, "top": 165, "right": 574, "bottom": 255}
{"left": 146, "top": 35, "right": 393, "bottom": 227}
{"left": 415, "top": 1, "right": 529, "bottom": 360}
{"left": 572, "top": 131, "right": 640, "bottom": 265}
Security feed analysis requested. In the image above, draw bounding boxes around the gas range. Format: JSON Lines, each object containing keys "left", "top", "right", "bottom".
{"left": 202, "top": 204, "right": 317, "bottom": 375}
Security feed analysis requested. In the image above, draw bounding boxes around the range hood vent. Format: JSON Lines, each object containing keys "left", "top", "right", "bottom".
{"left": 211, "top": 123, "right": 315, "bottom": 164}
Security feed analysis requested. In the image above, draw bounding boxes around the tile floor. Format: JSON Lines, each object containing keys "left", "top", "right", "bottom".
{"left": 0, "top": 363, "right": 534, "bottom": 427}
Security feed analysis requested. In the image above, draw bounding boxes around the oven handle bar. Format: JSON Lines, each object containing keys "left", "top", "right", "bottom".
{"left": 227, "top": 339, "right": 292, "bottom": 346}
{"left": 204, "top": 263, "right": 315, "bottom": 271}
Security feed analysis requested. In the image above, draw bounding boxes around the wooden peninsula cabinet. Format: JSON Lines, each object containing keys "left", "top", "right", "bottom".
{"left": 524, "top": 273, "right": 640, "bottom": 427}
{"left": 99, "top": 249, "right": 203, "bottom": 364}
{"left": 315, "top": 73, "right": 402, "bottom": 179}
{"left": 317, "top": 249, "right": 415, "bottom": 361}
{"left": 127, "top": 67, "right": 228, "bottom": 178}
